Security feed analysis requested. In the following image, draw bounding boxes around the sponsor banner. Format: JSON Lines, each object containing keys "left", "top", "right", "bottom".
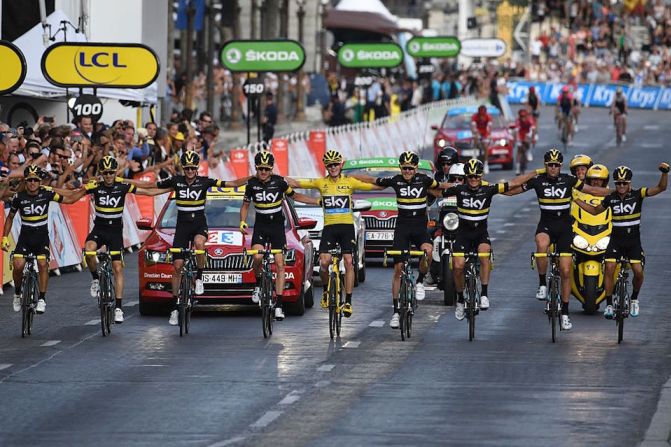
{"left": 656, "top": 88, "right": 671, "bottom": 110}
{"left": 406, "top": 36, "right": 460, "bottom": 58}
{"left": 229, "top": 149, "right": 250, "bottom": 177}
{"left": 122, "top": 194, "right": 145, "bottom": 247}
{"left": 308, "top": 130, "right": 327, "bottom": 169}
{"left": 0, "top": 40, "right": 27, "bottom": 95}
{"left": 47, "top": 203, "right": 83, "bottom": 269}
{"left": 337, "top": 43, "right": 404, "bottom": 69}
{"left": 460, "top": 38, "right": 507, "bottom": 58}
{"left": 270, "top": 138, "right": 289, "bottom": 176}
{"left": 60, "top": 196, "right": 91, "bottom": 249}
{"left": 367, "top": 197, "right": 398, "bottom": 211}
{"left": 41, "top": 42, "right": 159, "bottom": 88}
{"left": 220, "top": 40, "right": 305, "bottom": 72}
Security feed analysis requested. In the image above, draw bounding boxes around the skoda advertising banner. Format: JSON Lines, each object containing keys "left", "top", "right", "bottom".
{"left": 337, "top": 43, "right": 404, "bottom": 69}
{"left": 406, "top": 36, "right": 460, "bottom": 58}
{"left": 41, "top": 43, "right": 159, "bottom": 88}
{"left": 0, "top": 41, "right": 27, "bottom": 95}
{"left": 220, "top": 40, "right": 305, "bottom": 72}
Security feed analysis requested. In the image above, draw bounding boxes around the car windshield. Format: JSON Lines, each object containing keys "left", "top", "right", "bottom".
{"left": 442, "top": 113, "right": 507, "bottom": 130}
{"left": 158, "top": 196, "right": 289, "bottom": 229}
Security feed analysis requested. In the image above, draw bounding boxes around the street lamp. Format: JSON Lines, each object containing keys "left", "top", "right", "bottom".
{"left": 319, "top": 0, "right": 329, "bottom": 73}
{"left": 423, "top": 0, "right": 432, "bottom": 30}
{"left": 295, "top": 0, "right": 306, "bottom": 121}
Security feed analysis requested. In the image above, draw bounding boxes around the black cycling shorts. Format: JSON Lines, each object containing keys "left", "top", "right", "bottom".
{"left": 392, "top": 220, "right": 431, "bottom": 262}
{"left": 319, "top": 224, "right": 355, "bottom": 254}
{"left": 86, "top": 225, "right": 124, "bottom": 261}
{"left": 605, "top": 234, "right": 644, "bottom": 263}
{"left": 454, "top": 226, "right": 491, "bottom": 253}
{"left": 251, "top": 222, "right": 287, "bottom": 249}
{"left": 14, "top": 229, "right": 50, "bottom": 259}
{"left": 173, "top": 215, "right": 208, "bottom": 259}
{"left": 536, "top": 218, "right": 572, "bottom": 253}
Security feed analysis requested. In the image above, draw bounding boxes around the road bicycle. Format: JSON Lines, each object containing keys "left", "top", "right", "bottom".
{"left": 532, "top": 250, "right": 566, "bottom": 343}
{"left": 325, "top": 245, "right": 345, "bottom": 340}
{"left": 245, "top": 245, "right": 284, "bottom": 338}
{"left": 12, "top": 252, "right": 44, "bottom": 338}
{"left": 613, "top": 256, "right": 640, "bottom": 344}
{"left": 169, "top": 247, "right": 205, "bottom": 337}
{"left": 452, "top": 251, "right": 490, "bottom": 341}
{"left": 84, "top": 249, "right": 122, "bottom": 337}
{"left": 384, "top": 249, "right": 425, "bottom": 341}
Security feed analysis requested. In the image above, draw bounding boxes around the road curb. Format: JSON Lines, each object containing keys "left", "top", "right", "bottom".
{"left": 641, "top": 375, "right": 671, "bottom": 446}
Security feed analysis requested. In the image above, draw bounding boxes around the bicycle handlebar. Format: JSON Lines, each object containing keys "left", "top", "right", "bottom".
{"left": 530, "top": 251, "right": 572, "bottom": 269}
{"left": 385, "top": 250, "right": 426, "bottom": 257}
{"left": 451, "top": 252, "right": 491, "bottom": 258}
{"left": 169, "top": 248, "right": 206, "bottom": 255}
{"left": 245, "top": 248, "right": 285, "bottom": 256}
{"left": 84, "top": 250, "right": 123, "bottom": 257}
{"left": 11, "top": 253, "right": 47, "bottom": 261}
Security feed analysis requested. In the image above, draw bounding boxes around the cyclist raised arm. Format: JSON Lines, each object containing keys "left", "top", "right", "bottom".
{"left": 239, "top": 151, "right": 319, "bottom": 321}
{"left": 576, "top": 163, "right": 667, "bottom": 319}
{"left": 288, "top": 149, "right": 377, "bottom": 318}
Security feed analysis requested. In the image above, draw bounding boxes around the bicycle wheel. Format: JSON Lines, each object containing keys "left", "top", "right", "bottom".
{"left": 399, "top": 280, "right": 407, "bottom": 341}
{"left": 467, "top": 278, "right": 476, "bottom": 341}
{"left": 21, "top": 275, "right": 34, "bottom": 338}
{"left": 261, "top": 276, "right": 272, "bottom": 338}
{"left": 406, "top": 280, "right": 414, "bottom": 340}
{"left": 178, "top": 274, "right": 190, "bottom": 337}
{"left": 336, "top": 275, "right": 344, "bottom": 338}
{"left": 617, "top": 281, "right": 626, "bottom": 344}
{"left": 185, "top": 292, "right": 192, "bottom": 335}
{"left": 328, "top": 273, "right": 337, "bottom": 340}
{"left": 266, "top": 274, "right": 273, "bottom": 336}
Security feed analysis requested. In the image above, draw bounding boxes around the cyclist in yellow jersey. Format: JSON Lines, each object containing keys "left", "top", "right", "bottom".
{"left": 288, "top": 150, "right": 383, "bottom": 317}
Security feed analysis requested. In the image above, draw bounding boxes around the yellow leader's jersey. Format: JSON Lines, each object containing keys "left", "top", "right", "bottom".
{"left": 297, "top": 175, "right": 376, "bottom": 225}
{"left": 572, "top": 188, "right": 606, "bottom": 219}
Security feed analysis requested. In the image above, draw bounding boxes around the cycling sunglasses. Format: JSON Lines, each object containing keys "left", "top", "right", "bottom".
{"left": 615, "top": 181, "right": 630, "bottom": 186}
{"left": 183, "top": 166, "right": 198, "bottom": 171}
{"left": 257, "top": 167, "right": 272, "bottom": 172}
{"left": 449, "top": 176, "right": 465, "bottom": 182}
{"left": 326, "top": 163, "right": 340, "bottom": 169}
{"left": 401, "top": 166, "right": 417, "bottom": 171}
{"left": 546, "top": 163, "right": 561, "bottom": 168}
{"left": 466, "top": 174, "right": 482, "bottom": 179}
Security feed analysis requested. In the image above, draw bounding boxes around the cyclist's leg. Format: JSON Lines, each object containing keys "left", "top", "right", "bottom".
{"left": 534, "top": 225, "right": 551, "bottom": 280}
{"left": 626, "top": 239, "right": 645, "bottom": 302}
{"left": 390, "top": 226, "right": 409, "bottom": 309}
{"left": 12, "top": 256, "right": 26, "bottom": 295}
{"left": 84, "top": 236, "right": 99, "bottom": 276}
{"left": 603, "top": 237, "right": 622, "bottom": 306}
{"left": 392, "top": 261, "right": 403, "bottom": 309}
{"left": 554, "top": 223, "right": 574, "bottom": 306}
{"left": 318, "top": 225, "right": 336, "bottom": 285}
{"left": 170, "top": 221, "right": 193, "bottom": 321}
{"left": 622, "top": 113, "right": 627, "bottom": 137}
{"left": 339, "top": 225, "right": 356, "bottom": 297}
{"left": 478, "top": 242, "right": 492, "bottom": 286}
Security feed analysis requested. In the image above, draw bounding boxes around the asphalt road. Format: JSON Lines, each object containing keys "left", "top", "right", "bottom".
{"left": 1, "top": 105, "right": 670, "bottom": 446}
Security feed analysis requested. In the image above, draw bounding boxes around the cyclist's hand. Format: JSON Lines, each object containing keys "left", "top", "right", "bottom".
{"left": 1, "top": 236, "right": 10, "bottom": 252}
{"left": 239, "top": 221, "right": 249, "bottom": 234}
{"left": 660, "top": 162, "right": 670, "bottom": 174}
{"left": 84, "top": 179, "right": 98, "bottom": 191}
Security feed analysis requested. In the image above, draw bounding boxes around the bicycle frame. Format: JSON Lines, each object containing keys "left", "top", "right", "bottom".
{"left": 245, "top": 245, "right": 284, "bottom": 338}
{"left": 532, "top": 251, "right": 566, "bottom": 343}
{"left": 169, "top": 247, "right": 206, "bottom": 337}
{"left": 12, "top": 252, "right": 44, "bottom": 338}
{"left": 451, "top": 251, "right": 491, "bottom": 341}
{"left": 384, "top": 249, "right": 425, "bottom": 341}
{"left": 326, "top": 247, "right": 344, "bottom": 340}
{"left": 84, "top": 249, "right": 122, "bottom": 336}
{"left": 613, "top": 256, "right": 639, "bottom": 344}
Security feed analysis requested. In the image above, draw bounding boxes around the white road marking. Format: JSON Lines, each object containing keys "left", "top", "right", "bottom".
{"left": 0, "top": 364, "right": 12, "bottom": 371}
{"left": 503, "top": 222, "right": 516, "bottom": 226}
{"left": 317, "top": 364, "right": 335, "bottom": 372}
{"left": 278, "top": 390, "right": 302, "bottom": 406}
{"left": 314, "top": 380, "right": 331, "bottom": 388}
{"left": 368, "top": 320, "right": 385, "bottom": 327}
{"left": 343, "top": 341, "right": 360, "bottom": 348}
{"left": 250, "top": 410, "right": 282, "bottom": 428}
{"left": 644, "top": 125, "right": 660, "bottom": 130}
{"left": 641, "top": 143, "right": 662, "bottom": 148}
{"left": 40, "top": 340, "right": 61, "bottom": 347}
{"left": 495, "top": 230, "right": 507, "bottom": 234}
{"left": 84, "top": 319, "right": 99, "bottom": 325}
{"left": 124, "top": 300, "right": 139, "bottom": 307}
{"left": 521, "top": 207, "right": 532, "bottom": 212}
{"left": 208, "top": 436, "right": 247, "bottom": 447}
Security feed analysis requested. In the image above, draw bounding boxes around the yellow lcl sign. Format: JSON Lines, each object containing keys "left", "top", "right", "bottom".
{"left": 41, "top": 43, "right": 159, "bottom": 88}
{"left": 0, "top": 41, "right": 27, "bottom": 95}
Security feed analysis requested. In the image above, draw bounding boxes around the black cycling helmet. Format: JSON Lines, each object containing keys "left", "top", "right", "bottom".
{"left": 180, "top": 150, "right": 200, "bottom": 168}
{"left": 613, "top": 165, "right": 633, "bottom": 182}
{"left": 24, "top": 165, "right": 43, "bottom": 180}
{"left": 254, "top": 150, "right": 274, "bottom": 168}
{"left": 399, "top": 151, "right": 420, "bottom": 167}
{"left": 98, "top": 155, "right": 119, "bottom": 172}
{"left": 436, "top": 147, "right": 458, "bottom": 167}
{"left": 544, "top": 148, "right": 563, "bottom": 164}
{"left": 464, "top": 158, "right": 484, "bottom": 176}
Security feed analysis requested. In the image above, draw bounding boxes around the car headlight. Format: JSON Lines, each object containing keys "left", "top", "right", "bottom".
{"left": 572, "top": 235, "right": 589, "bottom": 250}
{"left": 442, "top": 212, "right": 459, "bottom": 231}
{"left": 498, "top": 139, "right": 507, "bottom": 146}
{"left": 595, "top": 236, "right": 610, "bottom": 251}
{"left": 145, "top": 250, "right": 170, "bottom": 264}
{"left": 437, "top": 138, "right": 447, "bottom": 148}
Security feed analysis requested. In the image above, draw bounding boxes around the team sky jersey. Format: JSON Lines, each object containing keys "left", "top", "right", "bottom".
{"left": 244, "top": 175, "right": 294, "bottom": 223}
{"left": 442, "top": 183, "right": 508, "bottom": 227}
{"left": 157, "top": 175, "right": 224, "bottom": 217}
{"left": 601, "top": 188, "right": 647, "bottom": 233}
{"left": 88, "top": 181, "right": 137, "bottom": 226}
{"left": 471, "top": 113, "right": 492, "bottom": 137}
{"left": 297, "top": 175, "right": 376, "bottom": 226}
{"left": 10, "top": 187, "right": 63, "bottom": 229}
{"left": 375, "top": 173, "right": 438, "bottom": 220}
{"left": 523, "top": 173, "right": 583, "bottom": 219}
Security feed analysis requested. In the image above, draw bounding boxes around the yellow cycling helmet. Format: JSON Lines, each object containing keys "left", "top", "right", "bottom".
{"left": 98, "top": 155, "right": 118, "bottom": 172}
{"left": 24, "top": 165, "right": 42, "bottom": 180}
{"left": 180, "top": 150, "right": 200, "bottom": 168}
{"left": 569, "top": 154, "right": 592, "bottom": 175}
{"left": 322, "top": 150, "right": 343, "bottom": 165}
{"left": 586, "top": 164, "right": 609, "bottom": 181}
{"left": 399, "top": 151, "right": 419, "bottom": 167}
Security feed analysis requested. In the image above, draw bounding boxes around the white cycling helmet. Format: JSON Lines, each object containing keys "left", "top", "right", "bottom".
{"left": 448, "top": 162, "right": 465, "bottom": 179}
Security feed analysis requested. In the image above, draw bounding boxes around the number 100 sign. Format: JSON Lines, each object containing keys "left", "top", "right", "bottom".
{"left": 68, "top": 94, "right": 104, "bottom": 122}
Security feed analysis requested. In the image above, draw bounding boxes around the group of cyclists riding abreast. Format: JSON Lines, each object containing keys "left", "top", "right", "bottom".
{"left": 0, "top": 123, "right": 667, "bottom": 337}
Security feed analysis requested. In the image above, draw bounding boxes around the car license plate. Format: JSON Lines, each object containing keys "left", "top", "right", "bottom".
{"left": 202, "top": 272, "right": 242, "bottom": 284}
{"left": 367, "top": 231, "right": 394, "bottom": 241}
{"left": 461, "top": 149, "right": 479, "bottom": 157}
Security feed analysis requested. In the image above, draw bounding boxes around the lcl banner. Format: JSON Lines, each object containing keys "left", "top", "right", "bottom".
{"left": 0, "top": 41, "right": 27, "bottom": 95}
{"left": 41, "top": 42, "right": 159, "bottom": 88}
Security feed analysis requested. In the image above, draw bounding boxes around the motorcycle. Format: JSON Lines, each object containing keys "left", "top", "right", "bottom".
{"left": 430, "top": 196, "right": 460, "bottom": 306}
{"left": 570, "top": 192, "right": 612, "bottom": 313}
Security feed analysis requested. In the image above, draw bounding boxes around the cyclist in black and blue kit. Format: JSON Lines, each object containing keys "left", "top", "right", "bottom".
{"left": 611, "top": 87, "right": 628, "bottom": 142}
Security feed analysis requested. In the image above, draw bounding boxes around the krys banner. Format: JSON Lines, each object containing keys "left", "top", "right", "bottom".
{"left": 0, "top": 41, "right": 27, "bottom": 95}
{"left": 41, "top": 43, "right": 159, "bottom": 89}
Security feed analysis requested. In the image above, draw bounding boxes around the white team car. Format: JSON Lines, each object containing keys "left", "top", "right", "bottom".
{"left": 293, "top": 191, "right": 371, "bottom": 286}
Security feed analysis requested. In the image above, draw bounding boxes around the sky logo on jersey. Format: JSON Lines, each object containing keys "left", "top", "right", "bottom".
{"left": 323, "top": 196, "right": 350, "bottom": 213}
{"left": 23, "top": 203, "right": 47, "bottom": 216}
{"left": 543, "top": 187, "right": 567, "bottom": 197}
{"left": 255, "top": 191, "right": 279, "bottom": 202}
{"left": 463, "top": 198, "right": 486, "bottom": 209}
{"left": 99, "top": 196, "right": 121, "bottom": 207}
{"left": 178, "top": 189, "right": 202, "bottom": 200}
{"left": 613, "top": 203, "right": 635, "bottom": 214}
{"left": 399, "top": 186, "right": 423, "bottom": 198}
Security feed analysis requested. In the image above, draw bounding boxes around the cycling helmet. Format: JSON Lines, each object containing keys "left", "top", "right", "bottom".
{"left": 544, "top": 148, "right": 563, "bottom": 164}
{"left": 561, "top": 85, "right": 570, "bottom": 93}
{"left": 587, "top": 164, "right": 609, "bottom": 181}
{"left": 518, "top": 109, "right": 528, "bottom": 116}
{"left": 98, "top": 155, "right": 118, "bottom": 172}
{"left": 436, "top": 147, "right": 458, "bottom": 167}
{"left": 616, "top": 86, "right": 623, "bottom": 95}
{"left": 254, "top": 150, "right": 274, "bottom": 168}
{"left": 613, "top": 165, "right": 633, "bottom": 182}
{"left": 322, "top": 150, "right": 343, "bottom": 165}
{"left": 464, "top": 159, "right": 484, "bottom": 176}
{"left": 478, "top": 104, "right": 487, "bottom": 113}
{"left": 448, "top": 163, "right": 465, "bottom": 181}
{"left": 399, "top": 151, "right": 420, "bottom": 167}
{"left": 180, "top": 150, "right": 200, "bottom": 168}
{"left": 569, "top": 154, "right": 593, "bottom": 175}
{"left": 24, "top": 165, "right": 43, "bottom": 180}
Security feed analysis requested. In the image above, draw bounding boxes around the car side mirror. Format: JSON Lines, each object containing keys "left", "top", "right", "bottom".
{"left": 297, "top": 217, "right": 318, "bottom": 230}
{"left": 431, "top": 124, "right": 439, "bottom": 131}
{"left": 136, "top": 217, "right": 153, "bottom": 231}
{"left": 353, "top": 199, "right": 372, "bottom": 212}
